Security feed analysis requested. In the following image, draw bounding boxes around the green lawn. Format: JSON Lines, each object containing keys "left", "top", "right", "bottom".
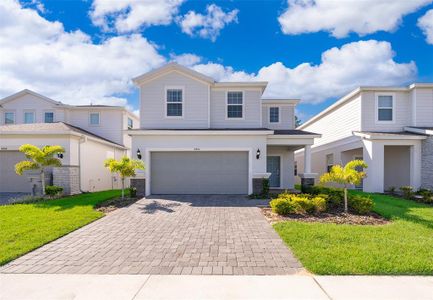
{"left": 274, "top": 192, "right": 433, "bottom": 275}
{"left": 0, "top": 190, "right": 122, "bottom": 266}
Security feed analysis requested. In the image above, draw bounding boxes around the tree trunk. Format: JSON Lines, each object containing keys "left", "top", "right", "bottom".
{"left": 121, "top": 178, "right": 125, "bottom": 200}
{"left": 344, "top": 186, "right": 348, "bottom": 213}
{"left": 41, "top": 168, "right": 46, "bottom": 196}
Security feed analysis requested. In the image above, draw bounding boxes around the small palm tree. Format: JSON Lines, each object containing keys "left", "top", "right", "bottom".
{"left": 104, "top": 156, "right": 145, "bottom": 200}
{"left": 320, "top": 159, "right": 368, "bottom": 213}
{"left": 15, "top": 144, "right": 65, "bottom": 196}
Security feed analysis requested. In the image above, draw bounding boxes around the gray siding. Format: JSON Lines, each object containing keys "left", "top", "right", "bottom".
{"left": 262, "top": 105, "right": 295, "bottom": 129}
{"left": 422, "top": 136, "right": 433, "bottom": 190}
{"left": 413, "top": 88, "right": 433, "bottom": 127}
{"left": 139, "top": 71, "right": 209, "bottom": 129}
{"left": 361, "top": 91, "right": 412, "bottom": 132}
{"left": 210, "top": 89, "right": 262, "bottom": 128}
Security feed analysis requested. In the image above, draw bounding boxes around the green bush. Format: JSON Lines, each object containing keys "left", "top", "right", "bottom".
{"left": 270, "top": 193, "right": 327, "bottom": 215}
{"left": 348, "top": 195, "right": 374, "bottom": 214}
{"left": 419, "top": 189, "right": 433, "bottom": 204}
{"left": 304, "top": 186, "right": 343, "bottom": 209}
{"left": 400, "top": 186, "right": 414, "bottom": 199}
{"left": 45, "top": 185, "right": 63, "bottom": 196}
{"left": 129, "top": 187, "right": 137, "bottom": 198}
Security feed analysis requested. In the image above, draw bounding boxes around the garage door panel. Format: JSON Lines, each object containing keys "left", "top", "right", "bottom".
{"left": 0, "top": 151, "right": 33, "bottom": 193}
{"left": 151, "top": 151, "right": 248, "bottom": 194}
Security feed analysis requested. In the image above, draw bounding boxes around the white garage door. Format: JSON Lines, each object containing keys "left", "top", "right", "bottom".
{"left": 0, "top": 151, "right": 33, "bottom": 193}
{"left": 151, "top": 151, "right": 249, "bottom": 194}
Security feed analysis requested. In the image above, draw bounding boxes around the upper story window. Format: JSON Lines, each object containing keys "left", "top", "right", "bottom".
{"left": 44, "top": 112, "right": 54, "bottom": 123}
{"left": 377, "top": 94, "right": 394, "bottom": 122}
{"left": 128, "top": 117, "right": 133, "bottom": 129}
{"left": 269, "top": 107, "right": 280, "bottom": 123}
{"left": 326, "top": 153, "right": 334, "bottom": 172}
{"left": 24, "top": 111, "right": 35, "bottom": 124}
{"left": 166, "top": 88, "right": 183, "bottom": 117}
{"left": 4, "top": 112, "right": 15, "bottom": 124}
{"left": 89, "top": 112, "right": 100, "bottom": 125}
{"left": 227, "top": 91, "right": 243, "bottom": 119}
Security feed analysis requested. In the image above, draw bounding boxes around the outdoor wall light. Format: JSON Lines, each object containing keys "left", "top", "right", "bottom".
{"left": 256, "top": 149, "right": 261, "bottom": 159}
{"left": 57, "top": 153, "right": 63, "bottom": 159}
{"left": 137, "top": 148, "right": 142, "bottom": 159}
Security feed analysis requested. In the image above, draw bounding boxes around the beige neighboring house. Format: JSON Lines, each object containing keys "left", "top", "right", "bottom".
{"left": 0, "top": 89, "right": 139, "bottom": 195}
{"left": 129, "top": 63, "right": 320, "bottom": 196}
{"left": 295, "top": 83, "right": 433, "bottom": 193}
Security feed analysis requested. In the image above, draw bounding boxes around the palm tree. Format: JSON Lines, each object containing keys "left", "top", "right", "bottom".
{"left": 104, "top": 156, "right": 145, "bottom": 200}
{"left": 320, "top": 160, "right": 368, "bottom": 213}
{"left": 15, "top": 144, "right": 65, "bottom": 196}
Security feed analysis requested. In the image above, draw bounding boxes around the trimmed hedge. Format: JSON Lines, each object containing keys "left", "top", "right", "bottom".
{"left": 270, "top": 193, "right": 326, "bottom": 215}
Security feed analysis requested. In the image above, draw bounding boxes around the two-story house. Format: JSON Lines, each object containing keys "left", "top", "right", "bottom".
{"left": 129, "top": 63, "right": 320, "bottom": 196}
{"left": 0, "top": 89, "right": 139, "bottom": 195}
{"left": 295, "top": 84, "right": 433, "bottom": 193}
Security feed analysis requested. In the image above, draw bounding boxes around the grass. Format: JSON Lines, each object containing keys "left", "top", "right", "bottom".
{"left": 0, "top": 190, "right": 122, "bottom": 266}
{"left": 273, "top": 191, "right": 433, "bottom": 275}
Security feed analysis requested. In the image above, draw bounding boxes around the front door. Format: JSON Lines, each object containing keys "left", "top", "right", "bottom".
{"left": 267, "top": 156, "right": 281, "bottom": 188}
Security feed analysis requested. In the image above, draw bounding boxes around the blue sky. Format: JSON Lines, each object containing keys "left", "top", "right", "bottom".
{"left": 2, "top": 0, "right": 433, "bottom": 122}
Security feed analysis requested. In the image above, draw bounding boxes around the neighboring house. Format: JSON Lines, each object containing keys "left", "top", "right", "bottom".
{"left": 0, "top": 90, "right": 139, "bottom": 194}
{"left": 129, "top": 63, "right": 320, "bottom": 196}
{"left": 295, "top": 84, "right": 433, "bottom": 193}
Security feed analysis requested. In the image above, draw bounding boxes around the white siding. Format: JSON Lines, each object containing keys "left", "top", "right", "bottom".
{"left": 0, "top": 94, "right": 66, "bottom": 124}
{"left": 68, "top": 109, "right": 124, "bottom": 145}
{"left": 361, "top": 91, "right": 412, "bottom": 132}
{"left": 262, "top": 104, "right": 295, "bottom": 129}
{"left": 413, "top": 88, "right": 433, "bottom": 127}
{"left": 210, "top": 89, "right": 262, "bottom": 128}
{"left": 303, "top": 95, "right": 362, "bottom": 147}
{"left": 139, "top": 71, "right": 209, "bottom": 129}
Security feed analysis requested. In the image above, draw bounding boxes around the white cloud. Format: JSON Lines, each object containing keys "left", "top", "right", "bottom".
{"left": 90, "top": 0, "right": 184, "bottom": 33}
{"left": 418, "top": 9, "right": 433, "bottom": 44}
{"left": 0, "top": 0, "right": 165, "bottom": 106}
{"left": 178, "top": 4, "right": 238, "bottom": 41}
{"left": 169, "top": 53, "right": 202, "bottom": 66}
{"left": 278, "top": 0, "right": 432, "bottom": 38}
{"left": 193, "top": 40, "right": 416, "bottom": 104}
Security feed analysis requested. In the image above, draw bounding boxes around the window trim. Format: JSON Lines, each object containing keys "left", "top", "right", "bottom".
{"left": 4, "top": 111, "right": 15, "bottom": 125}
{"left": 375, "top": 93, "right": 395, "bottom": 124}
{"left": 269, "top": 106, "right": 280, "bottom": 123}
{"left": 225, "top": 90, "right": 245, "bottom": 120}
{"left": 164, "top": 86, "right": 184, "bottom": 119}
{"left": 23, "top": 110, "right": 36, "bottom": 124}
{"left": 127, "top": 117, "right": 133, "bottom": 129}
{"left": 326, "top": 153, "right": 334, "bottom": 173}
{"left": 44, "top": 111, "right": 55, "bottom": 123}
{"left": 89, "top": 112, "right": 101, "bottom": 126}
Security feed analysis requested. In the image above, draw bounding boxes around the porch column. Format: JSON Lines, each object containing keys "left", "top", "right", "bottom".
{"left": 300, "top": 145, "right": 316, "bottom": 192}
{"left": 410, "top": 142, "right": 422, "bottom": 190}
{"left": 362, "top": 139, "right": 384, "bottom": 193}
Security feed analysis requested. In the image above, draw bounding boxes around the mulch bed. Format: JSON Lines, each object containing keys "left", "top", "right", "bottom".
{"left": 95, "top": 197, "right": 139, "bottom": 214}
{"left": 261, "top": 207, "right": 390, "bottom": 225}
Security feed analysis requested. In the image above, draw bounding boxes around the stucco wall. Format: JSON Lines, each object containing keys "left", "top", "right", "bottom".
{"left": 267, "top": 146, "right": 295, "bottom": 189}
{"left": 384, "top": 146, "right": 411, "bottom": 190}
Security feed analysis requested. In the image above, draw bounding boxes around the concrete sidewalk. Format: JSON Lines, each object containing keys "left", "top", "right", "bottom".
{"left": 0, "top": 274, "right": 432, "bottom": 300}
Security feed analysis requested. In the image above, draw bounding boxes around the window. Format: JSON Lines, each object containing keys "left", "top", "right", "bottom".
{"left": 44, "top": 112, "right": 54, "bottom": 123}
{"left": 227, "top": 91, "right": 243, "bottom": 118}
{"left": 269, "top": 107, "right": 279, "bottom": 123}
{"left": 326, "top": 154, "right": 334, "bottom": 172}
{"left": 89, "top": 112, "right": 100, "bottom": 125}
{"left": 4, "top": 112, "right": 15, "bottom": 124}
{"left": 377, "top": 95, "right": 393, "bottom": 122}
{"left": 294, "top": 161, "right": 298, "bottom": 176}
{"left": 24, "top": 112, "right": 35, "bottom": 124}
{"left": 127, "top": 118, "right": 133, "bottom": 129}
{"left": 166, "top": 88, "right": 183, "bottom": 117}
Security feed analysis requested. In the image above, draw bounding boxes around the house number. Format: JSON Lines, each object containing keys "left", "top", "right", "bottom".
{"left": 194, "top": 148, "right": 200, "bottom": 151}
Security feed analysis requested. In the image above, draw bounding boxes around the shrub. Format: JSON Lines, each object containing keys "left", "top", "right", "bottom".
{"left": 262, "top": 178, "right": 270, "bottom": 197}
{"left": 387, "top": 186, "right": 396, "bottom": 195}
{"left": 400, "top": 186, "right": 414, "bottom": 199}
{"left": 304, "top": 186, "right": 343, "bottom": 209}
{"left": 129, "top": 187, "right": 137, "bottom": 198}
{"left": 45, "top": 185, "right": 63, "bottom": 196}
{"left": 419, "top": 189, "right": 433, "bottom": 204}
{"left": 270, "top": 193, "right": 327, "bottom": 215}
{"left": 348, "top": 195, "right": 374, "bottom": 214}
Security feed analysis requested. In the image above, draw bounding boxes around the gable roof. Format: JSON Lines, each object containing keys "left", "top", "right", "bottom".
{"left": 132, "top": 62, "right": 215, "bottom": 85}
{"left": 0, "top": 89, "right": 69, "bottom": 107}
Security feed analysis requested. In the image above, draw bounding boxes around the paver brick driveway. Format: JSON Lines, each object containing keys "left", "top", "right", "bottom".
{"left": 1, "top": 195, "right": 303, "bottom": 275}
